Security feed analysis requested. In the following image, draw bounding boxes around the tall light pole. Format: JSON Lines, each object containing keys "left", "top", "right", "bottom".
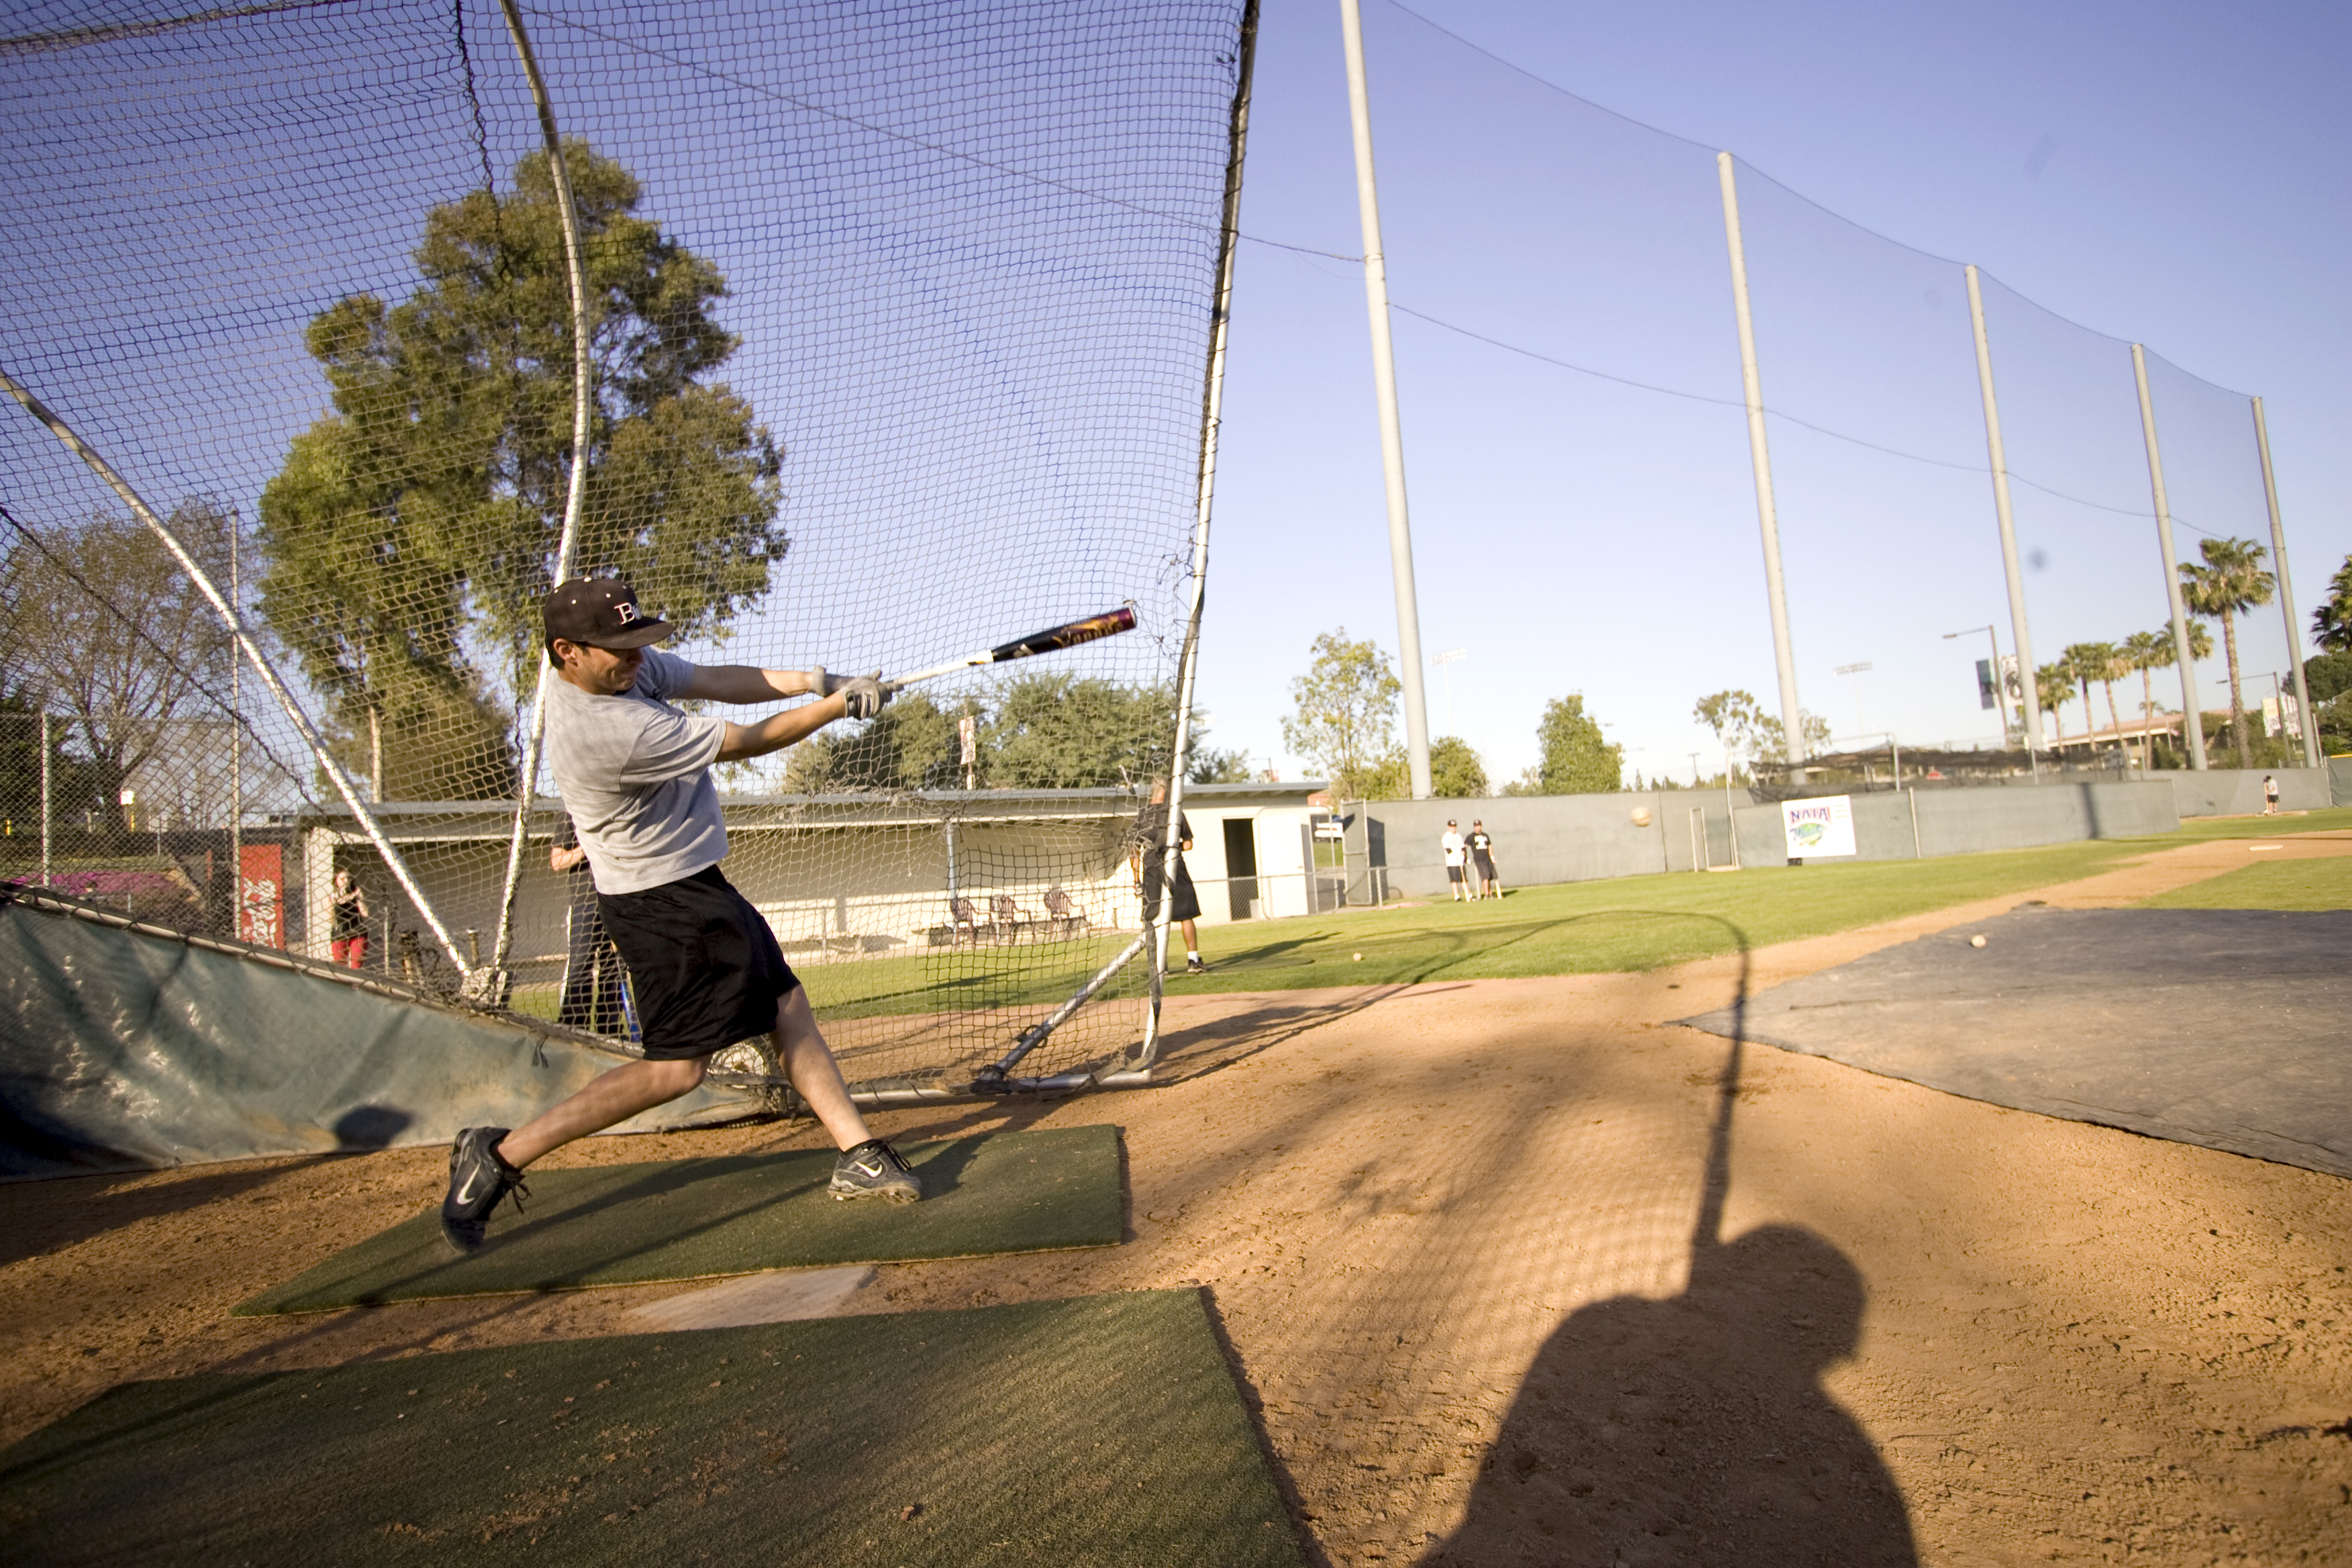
{"left": 1718, "top": 152, "right": 1806, "bottom": 783}
{"left": 1431, "top": 648, "right": 1466, "bottom": 736}
{"left": 1834, "top": 661, "right": 1872, "bottom": 740}
{"left": 1338, "top": 0, "right": 1432, "bottom": 799}
{"left": 1943, "top": 624, "right": 2007, "bottom": 739}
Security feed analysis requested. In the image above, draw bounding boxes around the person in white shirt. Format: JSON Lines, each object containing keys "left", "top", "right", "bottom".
{"left": 440, "top": 579, "right": 920, "bottom": 1253}
{"left": 1441, "top": 820, "right": 1467, "bottom": 903}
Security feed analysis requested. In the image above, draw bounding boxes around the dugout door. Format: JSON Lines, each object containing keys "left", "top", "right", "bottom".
{"left": 1223, "top": 818, "right": 1259, "bottom": 920}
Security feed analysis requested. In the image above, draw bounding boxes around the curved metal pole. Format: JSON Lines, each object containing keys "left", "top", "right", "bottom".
{"left": 482, "top": 0, "right": 597, "bottom": 997}
{"left": 1140, "top": 0, "right": 1258, "bottom": 1069}
{"left": 0, "top": 364, "right": 473, "bottom": 979}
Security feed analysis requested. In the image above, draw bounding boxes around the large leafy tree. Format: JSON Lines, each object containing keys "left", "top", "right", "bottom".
{"left": 0, "top": 501, "right": 236, "bottom": 827}
{"left": 1282, "top": 629, "right": 1400, "bottom": 799}
{"left": 1428, "top": 736, "right": 1489, "bottom": 797}
{"left": 257, "top": 142, "right": 784, "bottom": 799}
{"left": 1745, "top": 711, "right": 1832, "bottom": 769}
{"left": 1536, "top": 694, "right": 1623, "bottom": 794}
{"left": 984, "top": 675, "right": 1177, "bottom": 789}
{"left": 2177, "top": 536, "right": 2274, "bottom": 769}
{"left": 1692, "top": 689, "right": 1760, "bottom": 782}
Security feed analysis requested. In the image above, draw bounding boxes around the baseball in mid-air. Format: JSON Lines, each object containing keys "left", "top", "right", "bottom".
{"left": 1969, "top": 934, "right": 1988, "bottom": 948}
{"left": 1630, "top": 806, "right": 1653, "bottom": 828}
{"left": 1353, "top": 952, "right": 1363, "bottom": 962}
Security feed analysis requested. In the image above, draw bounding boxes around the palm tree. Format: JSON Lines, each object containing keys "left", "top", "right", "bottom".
{"left": 2121, "top": 630, "right": 2168, "bottom": 769}
{"left": 2178, "top": 536, "right": 2275, "bottom": 769}
{"left": 2063, "top": 642, "right": 2120, "bottom": 758}
{"left": 2127, "top": 621, "right": 2213, "bottom": 769}
{"left": 2314, "top": 552, "right": 2352, "bottom": 654}
{"left": 2095, "top": 644, "right": 2132, "bottom": 763}
{"left": 2036, "top": 661, "right": 2075, "bottom": 749}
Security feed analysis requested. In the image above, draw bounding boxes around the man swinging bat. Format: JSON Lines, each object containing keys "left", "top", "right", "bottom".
{"left": 440, "top": 578, "right": 919, "bottom": 1251}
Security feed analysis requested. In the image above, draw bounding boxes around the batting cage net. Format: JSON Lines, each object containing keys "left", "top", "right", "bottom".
{"left": 1, "top": 0, "right": 1253, "bottom": 1097}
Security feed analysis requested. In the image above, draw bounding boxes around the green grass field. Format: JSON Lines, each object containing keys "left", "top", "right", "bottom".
{"left": 501, "top": 810, "right": 2352, "bottom": 1024}
{"left": 2137, "top": 856, "right": 2352, "bottom": 911}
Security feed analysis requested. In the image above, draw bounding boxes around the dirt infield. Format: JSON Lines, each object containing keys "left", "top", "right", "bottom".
{"left": 5, "top": 835, "right": 2349, "bottom": 1563}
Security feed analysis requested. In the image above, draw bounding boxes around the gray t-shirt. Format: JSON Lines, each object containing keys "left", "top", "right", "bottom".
{"left": 545, "top": 647, "right": 728, "bottom": 895}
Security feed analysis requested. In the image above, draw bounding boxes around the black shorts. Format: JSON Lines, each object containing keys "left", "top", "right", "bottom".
{"left": 1472, "top": 854, "right": 1496, "bottom": 879}
{"left": 1141, "top": 859, "right": 1202, "bottom": 924}
{"left": 598, "top": 866, "right": 799, "bottom": 1061}
{"left": 1447, "top": 865, "right": 1465, "bottom": 883}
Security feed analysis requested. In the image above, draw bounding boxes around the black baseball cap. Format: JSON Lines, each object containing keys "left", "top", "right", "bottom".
{"left": 544, "top": 578, "right": 673, "bottom": 649}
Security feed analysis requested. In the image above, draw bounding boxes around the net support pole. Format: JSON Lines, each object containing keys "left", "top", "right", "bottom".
{"left": 2252, "top": 397, "right": 2322, "bottom": 771}
{"left": 1138, "top": 0, "right": 1259, "bottom": 1071}
{"left": 1964, "top": 265, "right": 2045, "bottom": 761}
{"left": 481, "top": 0, "right": 597, "bottom": 1000}
{"left": 38, "top": 712, "right": 50, "bottom": 889}
{"left": 1717, "top": 153, "right": 1807, "bottom": 783}
{"left": 2133, "top": 343, "right": 2206, "bottom": 770}
{"left": 1338, "top": 0, "right": 1432, "bottom": 800}
{"left": 0, "top": 364, "right": 473, "bottom": 977}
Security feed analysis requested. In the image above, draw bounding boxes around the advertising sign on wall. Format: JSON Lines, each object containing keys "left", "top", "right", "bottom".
{"left": 1781, "top": 795, "right": 1857, "bottom": 859}
{"left": 237, "top": 842, "right": 284, "bottom": 948}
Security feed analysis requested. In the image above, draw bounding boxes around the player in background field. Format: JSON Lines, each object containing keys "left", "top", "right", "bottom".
{"left": 440, "top": 579, "right": 918, "bottom": 1253}
{"left": 2263, "top": 775, "right": 2280, "bottom": 816}
{"left": 1132, "top": 779, "right": 1208, "bottom": 974}
{"left": 1441, "top": 820, "right": 1467, "bottom": 902}
{"left": 550, "top": 814, "right": 624, "bottom": 1034}
{"left": 329, "top": 868, "right": 369, "bottom": 968}
{"left": 1469, "top": 819, "right": 1501, "bottom": 900}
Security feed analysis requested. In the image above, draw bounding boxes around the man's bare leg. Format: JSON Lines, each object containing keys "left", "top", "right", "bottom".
{"left": 772, "top": 987, "right": 873, "bottom": 1149}
{"left": 497, "top": 1055, "right": 709, "bottom": 1169}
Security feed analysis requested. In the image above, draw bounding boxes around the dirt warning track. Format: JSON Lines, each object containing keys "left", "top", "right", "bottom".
{"left": 4, "top": 844, "right": 2348, "bottom": 1565}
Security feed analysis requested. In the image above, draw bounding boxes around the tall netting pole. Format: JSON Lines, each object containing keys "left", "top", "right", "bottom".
{"left": 0, "top": 366, "right": 475, "bottom": 975}
{"left": 2252, "top": 397, "right": 2321, "bottom": 771}
{"left": 478, "top": 0, "right": 598, "bottom": 1003}
{"left": 1338, "top": 0, "right": 1432, "bottom": 801}
{"left": 1964, "top": 263, "right": 2045, "bottom": 761}
{"left": 2132, "top": 343, "right": 2207, "bottom": 770}
{"left": 1138, "top": 0, "right": 1259, "bottom": 1071}
{"left": 1716, "top": 153, "right": 1807, "bottom": 783}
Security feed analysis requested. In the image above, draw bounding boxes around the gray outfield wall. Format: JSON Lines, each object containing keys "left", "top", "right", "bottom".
{"left": 1347, "top": 781, "right": 2182, "bottom": 899}
{"left": 2149, "top": 767, "right": 2334, "bottom": 817}
{"left": 1729, "top": 781, "right": 2175, "bottom": 869}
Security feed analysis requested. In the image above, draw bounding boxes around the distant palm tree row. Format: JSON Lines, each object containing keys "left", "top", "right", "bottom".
{"left": 2037, "top": 535, "right": 2275, "bottom": 770}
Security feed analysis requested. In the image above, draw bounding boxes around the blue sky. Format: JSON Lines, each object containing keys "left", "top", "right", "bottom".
{"left": 1197, "top": 0, "right": 2349, "bottom": 784}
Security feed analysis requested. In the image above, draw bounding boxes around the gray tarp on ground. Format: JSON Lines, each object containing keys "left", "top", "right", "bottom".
{"left": 0, "top": 895, "right": 751, "bottom": 1181}
{"left": 1681, "top": 908, "right": 2352, "bottom": 1181}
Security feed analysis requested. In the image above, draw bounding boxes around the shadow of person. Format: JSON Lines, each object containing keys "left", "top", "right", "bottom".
{"left": 1421, "top": 1224, "right": 1914, "bottom": 1567}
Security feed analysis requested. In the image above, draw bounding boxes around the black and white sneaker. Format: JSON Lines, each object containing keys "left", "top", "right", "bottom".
{"left": 440, "top": 1126, "right": 528, "bottom": 1252}
{"left": 829, "top": 1139, "right": 921, "bottom": 1204}
{"left": 1185, "top": 958, "right": 1210, "bottom": 975}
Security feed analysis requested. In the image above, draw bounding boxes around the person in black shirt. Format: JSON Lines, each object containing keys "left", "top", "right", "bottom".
{"left": 1469, "top": 819, "right": 1501, "bottom": 900}
{"left": 1130, "top": 779, "right": 1206, "bottom": 974}
{"left": 550, "top": 815, "right": 624, "bottom": 1032}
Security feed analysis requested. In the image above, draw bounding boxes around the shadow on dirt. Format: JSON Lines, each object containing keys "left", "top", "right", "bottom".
{"left": 1419, "top": 917, "right": 1918, "bottom": 1567}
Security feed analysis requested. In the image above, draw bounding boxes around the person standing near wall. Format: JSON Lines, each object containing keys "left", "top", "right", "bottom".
{"left": 1469, "top": 819, "right": 1500, "bottom": 900}
{"left": 2263, "top": 774, "right": 2280, "bottom": 816}
{"left": 550, "top": 813, "right": 623, "bottom": 1033}
{"left": 329, "top": 868, "right": 369, "bottom": 968}
{"left": 1131, "top": 779, "right": 1207, "bottom": 974}
{"left": 1441, "top": 820, "right": 1468, "bottom": 902}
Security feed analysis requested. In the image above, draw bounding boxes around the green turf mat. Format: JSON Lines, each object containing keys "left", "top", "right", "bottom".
{"left": 0, "top": 1289, "right": 1305, "bottom": 1568}
{"left": 237, "top": 1125, "right": 1122, "bottom": 1315}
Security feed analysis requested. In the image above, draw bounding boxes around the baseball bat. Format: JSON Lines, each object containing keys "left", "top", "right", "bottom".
{"left": 882, "top": 604, "right": 1137, "bottom": 693}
